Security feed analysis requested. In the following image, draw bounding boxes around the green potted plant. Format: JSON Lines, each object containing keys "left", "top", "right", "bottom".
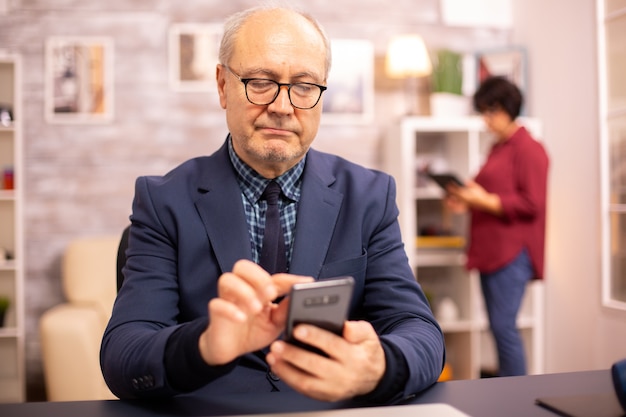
{"left": 429, "top": 49, "right": 469, "bottom": 116}
{"left": 0, "top": 296, "right": 10, "bottom": 327}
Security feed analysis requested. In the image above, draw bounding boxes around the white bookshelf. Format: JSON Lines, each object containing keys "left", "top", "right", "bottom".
{"left": 385, "top": 116, "right": 544, "bottom": 380}
{"left": 0, "top": 53, "right": 25, "bottom": 402}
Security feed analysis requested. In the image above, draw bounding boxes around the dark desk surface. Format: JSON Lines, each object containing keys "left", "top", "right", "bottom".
{"left": 414, "top": 369, "right": 618, "bottom": 417}
{"left": 0, "top": 369, "right": 616, "bottom": 417}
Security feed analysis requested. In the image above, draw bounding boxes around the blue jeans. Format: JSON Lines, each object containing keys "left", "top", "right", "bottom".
{"left": 480, "top": 249, "right": 532, "bottom": 376}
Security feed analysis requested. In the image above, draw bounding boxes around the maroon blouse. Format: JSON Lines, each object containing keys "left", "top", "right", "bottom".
{"left": 466, "top": 126, "right": 549, "bottom": 279}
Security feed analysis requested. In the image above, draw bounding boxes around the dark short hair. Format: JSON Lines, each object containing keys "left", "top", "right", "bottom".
{"left": 473, "top": 76, "right": 523, "bottom": 119}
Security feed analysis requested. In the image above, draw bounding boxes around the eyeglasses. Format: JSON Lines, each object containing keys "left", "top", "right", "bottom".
{"left": 223, "top": 65, "right": 327, "bottom": 110}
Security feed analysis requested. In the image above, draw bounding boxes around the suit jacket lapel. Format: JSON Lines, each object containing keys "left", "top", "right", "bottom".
{"left": 192, "top": 143, "right": 343, "bottom": 278}
{"left": 289, "top": 150, "right": 343, "bottom": 278}
{"left": 194, "top": 141, "right": 252, "bottom": 273}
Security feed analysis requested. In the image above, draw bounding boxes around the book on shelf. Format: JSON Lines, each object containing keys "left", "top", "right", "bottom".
{"left": 416, "top": 235, "right": 465, "bottom": 249}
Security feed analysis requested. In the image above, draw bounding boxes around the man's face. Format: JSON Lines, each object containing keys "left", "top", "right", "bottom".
{"left": 217, "top": 10, "right": 327, "bottom": 179}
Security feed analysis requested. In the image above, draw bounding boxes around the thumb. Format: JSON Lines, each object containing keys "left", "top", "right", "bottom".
{"left": 465, "top": 179, "right": 479, "bottom": 188}
{"left": 343, "top": 320, "right": 376, "bottom": 344}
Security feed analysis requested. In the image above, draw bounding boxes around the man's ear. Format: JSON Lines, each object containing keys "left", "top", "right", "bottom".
{"left": 216, "top": 64, "right": 227, "bottom": 109}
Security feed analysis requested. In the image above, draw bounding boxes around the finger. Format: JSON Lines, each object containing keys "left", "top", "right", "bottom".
{"left": 270, "top": 297, "right": 290, "bottom": 327}
{"left": 267, "top": 341, "right": 347, "bottom": 402}
{"left": 208, "top": 297, "right": 247, "bottom": 323}
{"left": 224, "top": 259, "right": 286, "bottom": 307}
{"left": 202, "top": 298, "right": 248, "bottom": 365}
{"left": 271, "top": 274, "right": 314, "bottom": 296}
{"left": 292, "top": 324, "right": 344, "bottom": 359}
{"left": 218, "top": 272, "right": 265, "bottom": 314}
{"left": 465, "top": 179, "right": 479, "bottom": 188}
{"left": 269, "top": 339, "right": 328, "bottom": 377}
{"left": 232, "top": 259, "right": 278, "bottom": 301}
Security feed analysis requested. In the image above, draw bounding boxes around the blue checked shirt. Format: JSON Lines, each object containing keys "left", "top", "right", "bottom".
{"left": 228, "top": 137, "right": 304, "bottom": 271}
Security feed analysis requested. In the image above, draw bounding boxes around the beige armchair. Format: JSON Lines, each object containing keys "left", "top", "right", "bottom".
{"left": 39, "top": 235, "right": 120, "bottom": 401}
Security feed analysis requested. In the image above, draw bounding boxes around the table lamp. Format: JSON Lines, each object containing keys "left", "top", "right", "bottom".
{"left": 385, "top": 34, "right": 432, "bottom": 115}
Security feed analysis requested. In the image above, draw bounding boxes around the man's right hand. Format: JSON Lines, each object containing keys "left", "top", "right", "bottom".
{"left": 198, "top": 259, "right": 313, "bottom": 366}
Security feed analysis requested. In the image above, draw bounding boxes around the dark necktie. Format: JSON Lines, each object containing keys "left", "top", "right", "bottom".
{"left": 259, "top": 181, "right": 287, "bottom": 274}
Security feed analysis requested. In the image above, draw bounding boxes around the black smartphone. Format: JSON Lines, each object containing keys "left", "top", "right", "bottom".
{"left": 285, "top": 276, "right": 354, "bottom": 355}
{"left": 427, "top": 172, "right": 465, "bottom": 189}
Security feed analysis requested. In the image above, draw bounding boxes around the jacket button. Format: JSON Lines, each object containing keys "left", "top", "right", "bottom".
{"left": 268, "top": 370, "right": 280, "bottom": 381}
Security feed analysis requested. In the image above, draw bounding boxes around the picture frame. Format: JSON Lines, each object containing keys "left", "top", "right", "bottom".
{"left": 45, "top": 36, "right": 114, "bottom": 124}
{"left": 169, "top": 23, "right": 222, "bottom": 92}
{"left": 322, "top": 39, "right": 374, "bottom": 125}
{"left": 441, "top": 0, "right": 512, "bottom": 29}
{"left": 475, "top": 46, "right": 527, "bottom": 94}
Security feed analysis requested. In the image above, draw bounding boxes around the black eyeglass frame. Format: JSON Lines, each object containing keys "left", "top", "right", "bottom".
{"left": 222, "top": 65, "right": 327, "bottom": 110}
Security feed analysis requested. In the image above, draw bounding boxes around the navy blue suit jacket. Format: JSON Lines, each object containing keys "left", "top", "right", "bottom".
{"left": 101, "top": 139, "right": 444, "bottom": 402}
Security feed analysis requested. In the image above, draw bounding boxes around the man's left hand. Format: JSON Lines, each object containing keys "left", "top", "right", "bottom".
{"left": 266, "top": 320, "right": 385, "bottom": 402}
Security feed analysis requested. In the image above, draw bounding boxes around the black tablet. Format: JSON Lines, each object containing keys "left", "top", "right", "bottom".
{"left": 427, "top": 172, "right": 464, "bottom": 189}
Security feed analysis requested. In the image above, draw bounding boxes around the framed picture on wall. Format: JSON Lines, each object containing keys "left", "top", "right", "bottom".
{"left": 475, "top": 46, "right": 527, "bottom": 93}
{"left": 45, "top": 36, "right": 114, "bottom": 124}
{"left": 169, "top": 23, "right": 222, "bottom": 92}
{"left": 322, "top": 39, "right": 374, "bottom": 124}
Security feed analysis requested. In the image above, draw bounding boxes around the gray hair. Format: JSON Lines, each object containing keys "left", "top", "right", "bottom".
{"left": 218, "top": 4, "right": 332, "bottom": 80}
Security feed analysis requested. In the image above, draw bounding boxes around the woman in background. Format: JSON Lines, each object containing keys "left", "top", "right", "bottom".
{"left": 446, "top": 76, "right": 549, "bottom": 376}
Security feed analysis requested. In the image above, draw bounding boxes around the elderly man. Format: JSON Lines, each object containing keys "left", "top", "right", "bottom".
{"left": 101, "top": 5, "right": 444, "bottom": 404}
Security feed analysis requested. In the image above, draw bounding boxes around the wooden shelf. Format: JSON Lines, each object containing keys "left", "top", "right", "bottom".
{"left": 0, "top": 327, "right": 19, "bottom": 338}
{"left": 415, "top": 250, "right": 466, "bottom": 267}
{"left": 0, "top": 190, "right": 15, "bottom": 201}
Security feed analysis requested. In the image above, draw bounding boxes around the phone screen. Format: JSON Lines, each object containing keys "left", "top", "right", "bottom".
{"left": 285, "top": 276, "right": 354, "bottom": 354}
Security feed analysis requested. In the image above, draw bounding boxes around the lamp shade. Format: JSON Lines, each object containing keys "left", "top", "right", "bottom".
{"left": 385, "top": 34, "right": 432, "bottom": 78}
